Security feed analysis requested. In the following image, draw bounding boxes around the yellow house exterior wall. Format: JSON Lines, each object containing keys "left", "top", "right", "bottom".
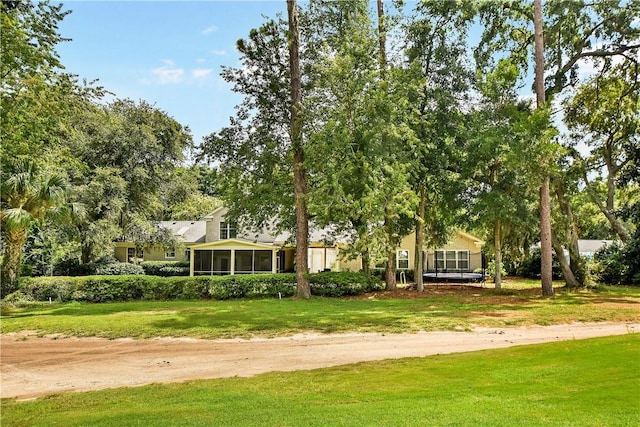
{"left": 114, "top": 245, "right": 129, "bottom": 263}
{"left": 424, "top": 232, "right": 485, "bottom": 272}
{"left": 113, "top": 243, "right": 188, "bottom": 263}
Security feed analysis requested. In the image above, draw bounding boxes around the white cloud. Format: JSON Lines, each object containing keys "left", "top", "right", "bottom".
{"left": 196, "top": 58, "right": 207, "bottom": 63}
{"left": 201, "top": 25, "right": 218, "bottom": 35}
{"left": 152, "top": 62, "right": 184, "bottom": 84}
{"left": 211, "top": 49, "right": 227, "bottom": 56}
{"left": 193, "top": 68, "right": 213, "bottom": 79}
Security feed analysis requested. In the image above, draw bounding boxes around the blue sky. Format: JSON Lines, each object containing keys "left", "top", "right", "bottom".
{"left": 54, "top": 1, "right": 288, "bottom": 147}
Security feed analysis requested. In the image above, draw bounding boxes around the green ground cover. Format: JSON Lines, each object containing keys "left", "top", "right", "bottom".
{"left": 2, "top": 284, "right": 638, "bottom": 339}
{"left": 2, "top": 335, "right": 638, "bottom": 426}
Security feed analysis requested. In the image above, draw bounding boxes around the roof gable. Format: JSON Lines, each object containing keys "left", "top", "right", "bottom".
{"left": 455, "top": 230, "right": 485, "bottom": 247}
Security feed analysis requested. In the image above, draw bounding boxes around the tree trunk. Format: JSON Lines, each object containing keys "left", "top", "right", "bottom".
{"left": 287, "top": 0, "right": 310, "bottom": 299}
{"left": 553, "top": 180, "right": 585, "bottom": 286}
{"left": 361, "top": 250, "right": 370, "bottom": 275}
{"left": 376, "top": 0, "right": 386, "bottom": 75}
{"left": 376, "top": 0, "right": 396, "bottom": 291}
{"left": 583, "top": 177, "right": 631, "bottom": 243}
{"left": 540, "top": 179, "right": 554, "bottom": 296}
{"left": 494, "top": 220, "right": 502, "bottom": 290}
{"left": 415, "top": 185, "right": 426, "bottom": 292}
{"left": 1, "top": 228, "right": 28, "bottom": 296}
{"left": 384, "top": 211, "right": 397, "bottom": 290}
{"left": 534, "top": 0, "right": 554, "bottom": 297}
{"left": 551, "top": 237, "right": 581, "bottom": 288}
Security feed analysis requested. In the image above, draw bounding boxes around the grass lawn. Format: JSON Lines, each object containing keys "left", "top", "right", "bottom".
{"left": 1, "top": 282, "right": 638, "bottom": 339}
{"left": 2, "top": 334, "right": 639, "bottom": 426}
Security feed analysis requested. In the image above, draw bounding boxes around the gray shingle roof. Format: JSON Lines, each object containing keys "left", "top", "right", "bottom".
{"left": 159, "top": 221, "right": 206, "bottom": 243}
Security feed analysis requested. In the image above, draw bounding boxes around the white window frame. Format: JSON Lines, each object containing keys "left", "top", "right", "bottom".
{"left": 435, "top": 250, "right": 469, "bottom": 271}
{"left": 397, "top": 250, "right": 409, "bottom": 270}
{"left": 219, "top": 221, "right": 237, "bottom": 240}
{"left": 164, "top": 248, "right": 176, "bottom": 259}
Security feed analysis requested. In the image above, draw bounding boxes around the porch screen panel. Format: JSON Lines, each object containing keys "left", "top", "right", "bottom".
{"left": 195, "top": 250, "right": 213, "bottom": 275}
{"left": 254, "top": 250, "right": 273, "bottom": 273}
{"left": 213, "top": 250, "right": 231, "bottom": 275}
{"left": 235, "top": 250, "right": 253, "bottom": 273}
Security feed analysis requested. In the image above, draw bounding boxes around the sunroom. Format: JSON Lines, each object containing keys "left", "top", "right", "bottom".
{"left": 189, "top": 239, "right": 279, "bottom": 276}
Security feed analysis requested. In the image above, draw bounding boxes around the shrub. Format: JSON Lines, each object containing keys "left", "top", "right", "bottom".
{"left": 486, "top": 260, "right": 507, "bottom": 280}
{"left": 53, "top": 258, "right": 93, "bottom": 276}
{"left": 309, "top": 271, "right": 383, "bottom": 297}
{"left": 591, "top": 243, "right": 626, "bottom": 285}
{"left": 516, "top": 248, "right": 562, "bottom": 280}
{"left": 93, "top": 262, "right": 145, "bottom": 276}
{"left": 10, "top": 271, "right": 383, "bottom": 302}
{"left": 141, "top": 261, "right": 190, "bottom": 277}
{"left": 19, "top": 276, "right": 76, "bottom": 302}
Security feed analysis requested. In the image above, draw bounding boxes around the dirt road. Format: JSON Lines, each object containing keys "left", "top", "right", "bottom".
{"left": 2, "top": 322, "right": 637, "bottom": 400}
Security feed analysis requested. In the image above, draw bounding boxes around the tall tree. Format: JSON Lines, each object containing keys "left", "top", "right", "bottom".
{"left": 404, "top": 0, "right": 473, "bottom": 291}
{"left": 534, "top": 0, "right": 554, "bottom": 296}
{"left": 199, "top": 16, "right": 296, "bottom": 241}
{"left": 476, "top": 0, "right": 639, "bottom": 293}
{"left": 65, "top": 99, "right": 192, "bottom": 263}
{"left": 464, "top": 60, "right": 542, "bottom": 289}
{"left": 287, "top": 0, "right": 311, "bottom": 298}
{"left": 1, "top": 1, "right": 103, "bottom": 169}
{"left": 565, "top": 66, "right": 638, "bottom": 244}
{"left": 303, "top": 0, "right": 385, "bottom": 275}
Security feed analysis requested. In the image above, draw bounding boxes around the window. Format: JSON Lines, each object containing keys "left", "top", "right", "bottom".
{"left": 458, "top": 251, "right": 469, "bottom": 270}
{"left": 220, "top": 221, "right": 237, "bottom": 239}
{"left": 397, "top": 250, "right": 409, "bottom": 270}
{"left": 127, "top": 247, "right": 143, "bottom": 262}
{"left": 434, "top": 250, "right": 470, "bottom": 271}
{"left": 185, "top": 248, "right": 191, "bottom": 260}
{"left": 165, "top": 248, "right": 176, "bottom": 259}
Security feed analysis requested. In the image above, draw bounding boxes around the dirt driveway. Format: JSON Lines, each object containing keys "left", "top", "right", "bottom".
{"left": 2, "top": 322, "right": 637, "bottom": 400}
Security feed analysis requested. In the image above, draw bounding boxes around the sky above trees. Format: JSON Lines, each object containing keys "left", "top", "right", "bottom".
{"left": 53, "top": 0, "right": 288, "bottom": 147}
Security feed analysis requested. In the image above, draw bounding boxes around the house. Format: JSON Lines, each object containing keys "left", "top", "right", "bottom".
{"left": 113, "top": 220, "right": 206, "bottom": 263}
{"left": 114, "top": 207, "right": 485, "bottom": 278}
{"left": 190, "top": 207, "right": 353, "bottom": 275}
{"left": 577, "top": 239, "right": 613, "bottom": 258}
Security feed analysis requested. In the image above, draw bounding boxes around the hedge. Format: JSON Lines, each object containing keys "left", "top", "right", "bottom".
{"left": 140, "top": 261, "right": 190, "bottom": 277}
{"left": 5, "top": 272, "right": 383, "bottom": 303}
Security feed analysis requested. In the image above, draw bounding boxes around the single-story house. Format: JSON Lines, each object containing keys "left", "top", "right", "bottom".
{"left": 533, "top": 239, "right": 615, "bottom": 261}
{"left": 577, "top": 239, "right": 613, "bottom": 258}
{"left": 114, "top": 207, "right": 485, "bottom": 277}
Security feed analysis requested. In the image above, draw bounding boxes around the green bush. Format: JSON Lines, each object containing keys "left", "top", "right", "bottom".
{"left": 10, "top": 271, "right": 382, "bottom": 303}
{"left": 591, "top": 243, "right": 626, "bottom": 285}
{"left": 486, "top": 260, "right": 507, "bottom": 279}
{"left": 516, "top": 248, "right": 562, "bottom": 280}
{"left": 309, "top": 271, "right": 383, "bottom": 296}
{"left": 19, "top": 276, "right": 76, "bottom": 302}
{"left": 141, "top": 261, "right": 190, "bottom": 277}
{"left": 94, "top": 263, "right": 145, "bottom": 276}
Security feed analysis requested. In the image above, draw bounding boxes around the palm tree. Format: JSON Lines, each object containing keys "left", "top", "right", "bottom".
{"left": 1, "top": 161, "right": 66, "bottom": 295}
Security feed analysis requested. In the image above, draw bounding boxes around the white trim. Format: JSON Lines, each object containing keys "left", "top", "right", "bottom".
{"left": 397, "top": 249, "right": 409, "bottom": 270}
